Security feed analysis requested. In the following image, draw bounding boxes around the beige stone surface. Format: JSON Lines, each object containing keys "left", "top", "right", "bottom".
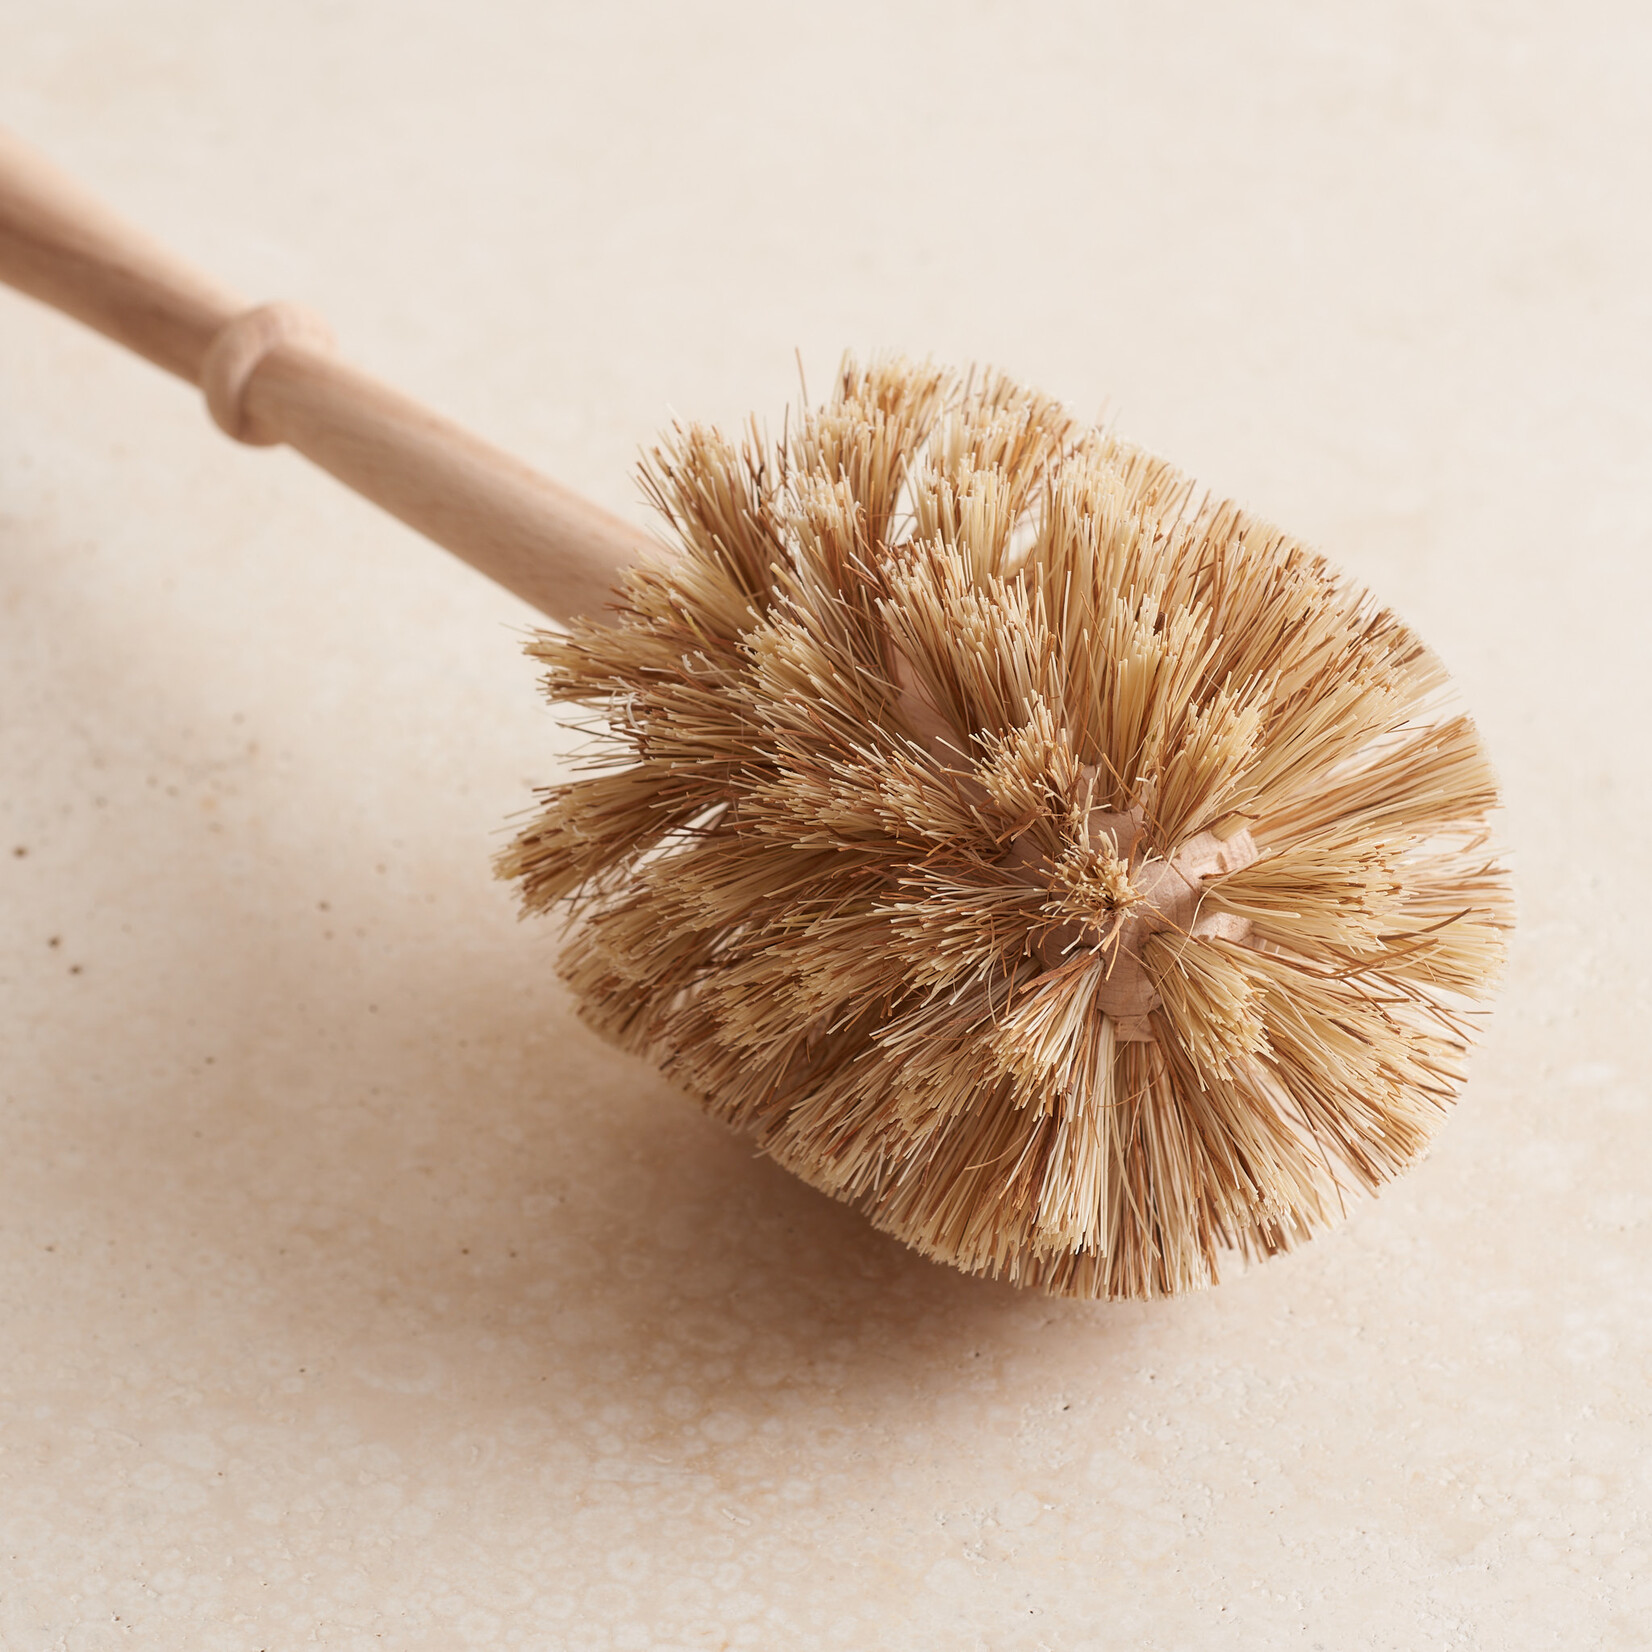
{"left": 2, "top": 4, "right": 1647, "bottom": 1647}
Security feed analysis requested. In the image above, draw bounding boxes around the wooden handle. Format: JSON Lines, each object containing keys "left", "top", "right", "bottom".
{"left": 0, "top": 127, "right": 647, "bottom": 622}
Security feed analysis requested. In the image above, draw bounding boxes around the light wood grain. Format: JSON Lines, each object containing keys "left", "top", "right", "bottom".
{"left": 0, "top": 127, "right": 646, "bottom": 622}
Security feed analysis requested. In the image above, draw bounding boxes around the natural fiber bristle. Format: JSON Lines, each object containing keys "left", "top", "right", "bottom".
{"left": 497, "top": 357, "right": 1511, "bottom": 1300}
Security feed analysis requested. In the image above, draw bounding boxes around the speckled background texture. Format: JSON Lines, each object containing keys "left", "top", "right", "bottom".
{"left": 2, "top": 4, "right": 1648, "bottom": 1648}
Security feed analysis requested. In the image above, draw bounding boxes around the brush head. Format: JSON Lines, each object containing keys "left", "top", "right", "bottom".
{"left": 498, "top": 358, "right": 1510, "bottom": 1299}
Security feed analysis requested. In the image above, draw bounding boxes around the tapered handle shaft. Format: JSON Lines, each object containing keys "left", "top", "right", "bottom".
{"left": 0, "top": 128, "right": 647, "bottom": 622}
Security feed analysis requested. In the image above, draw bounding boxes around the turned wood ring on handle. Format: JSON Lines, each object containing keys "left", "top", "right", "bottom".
{"left": 0, "top": 125, "right": 648, "bottom": 621}
{"left": 201, "top": 301, "right": 336, "bottom": 445}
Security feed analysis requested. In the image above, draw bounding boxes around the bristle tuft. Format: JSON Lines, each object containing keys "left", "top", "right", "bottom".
{"left": 500, "top": 357, "right": 1510, "bottom": 1299}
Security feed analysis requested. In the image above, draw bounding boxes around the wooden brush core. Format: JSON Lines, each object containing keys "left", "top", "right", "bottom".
{"left": 1010, "top": 807, "right": 1260, "bottom": 1039}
